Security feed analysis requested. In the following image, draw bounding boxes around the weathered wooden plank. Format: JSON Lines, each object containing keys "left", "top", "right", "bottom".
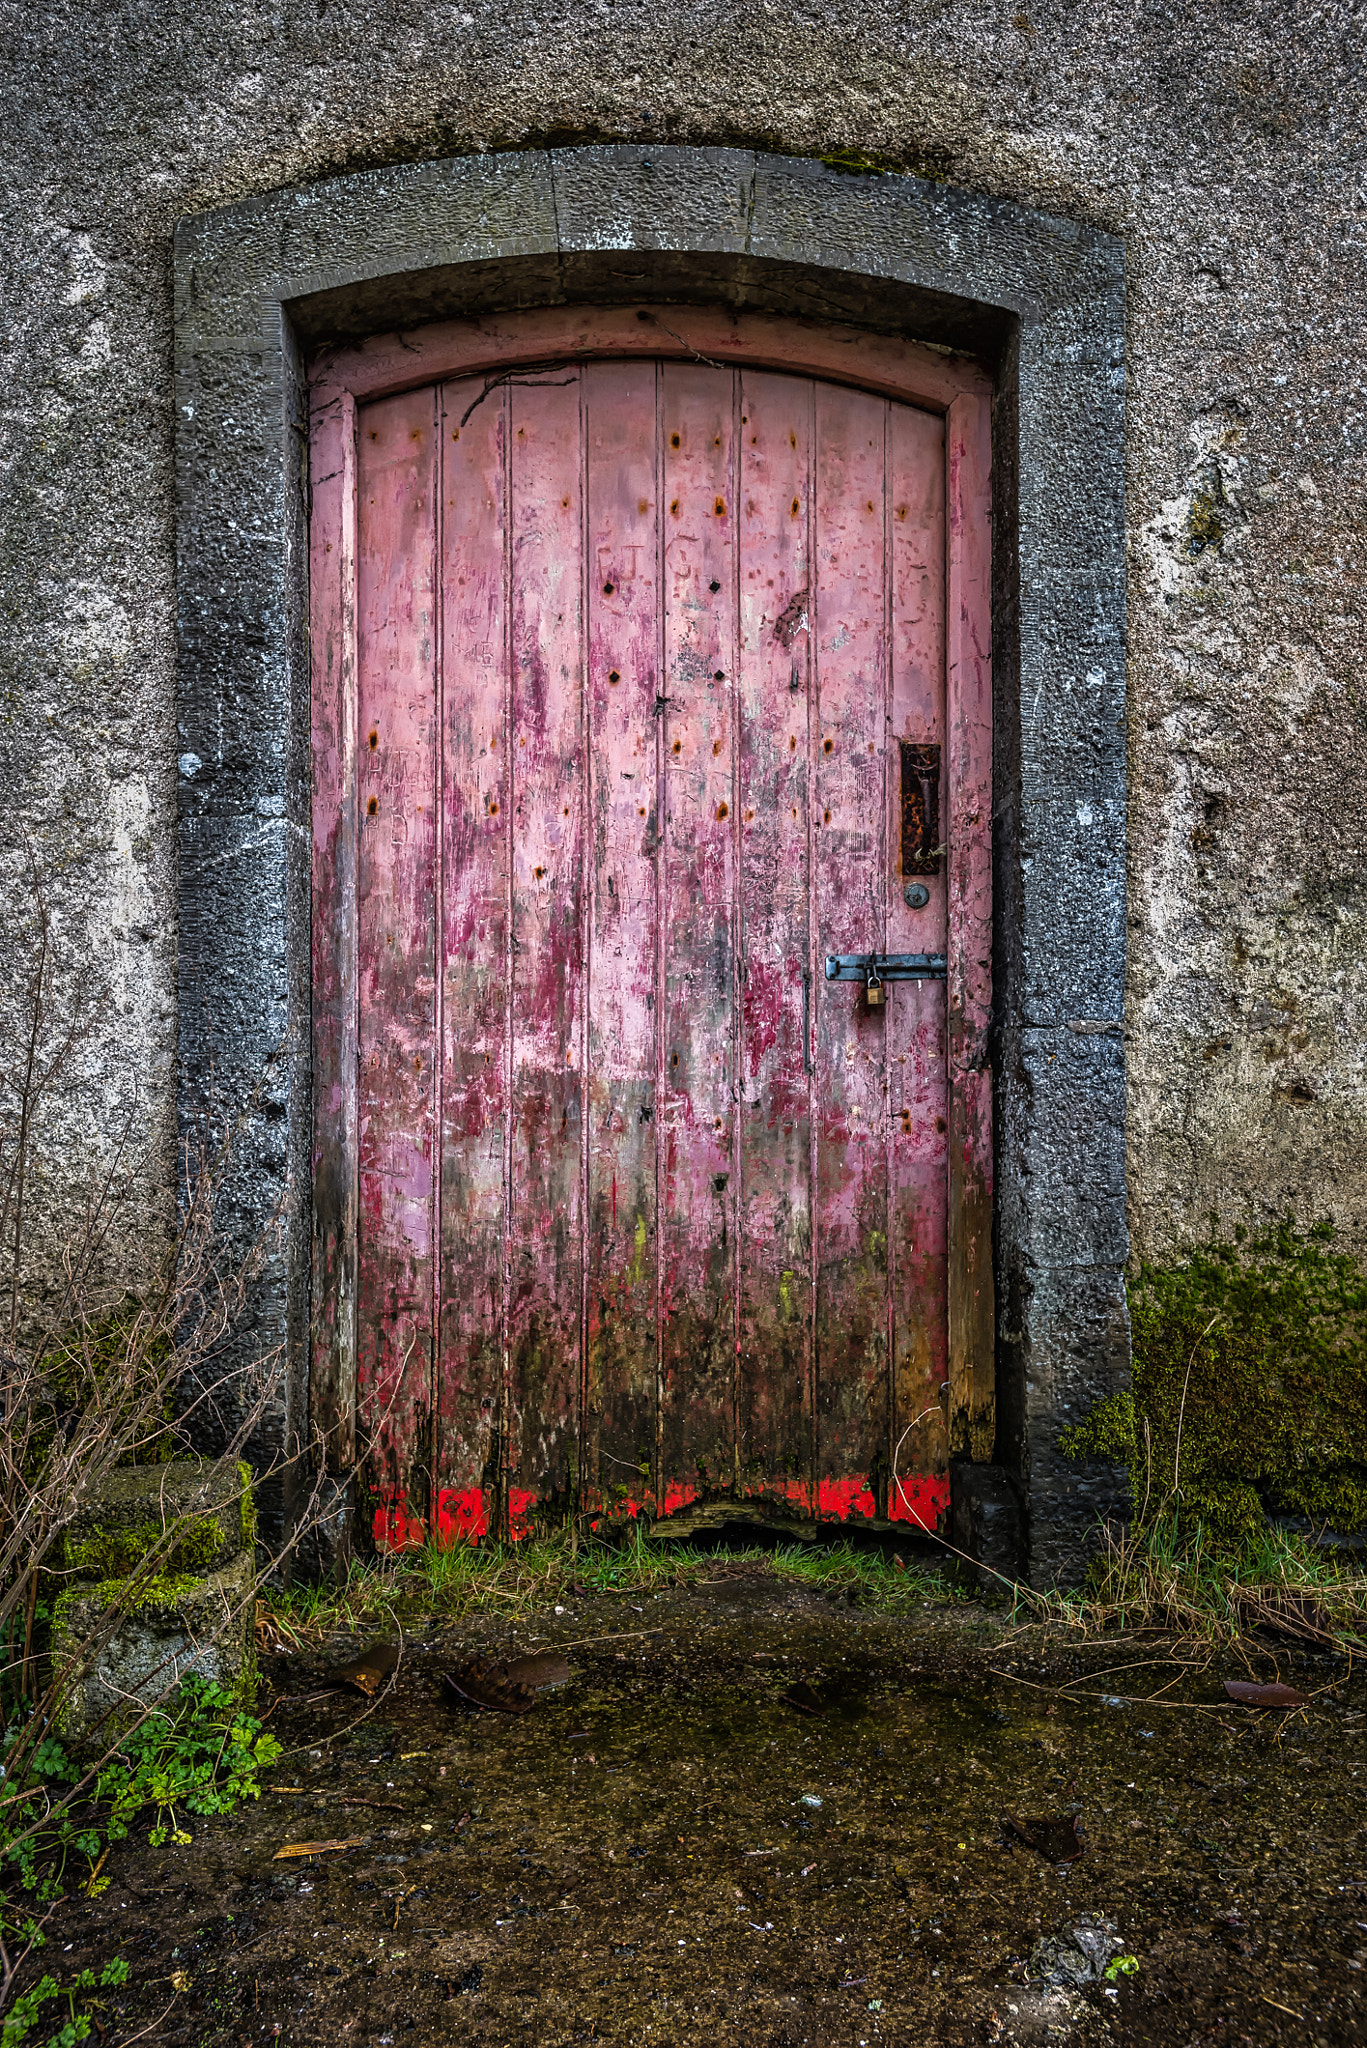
{"left": 887, "top": 401, "right": 951, "bottom": 1528}
{"left": 736, "top": 369, "right": 814, "bottom": 1507}
{"left": 433, "top": 377, "right": 509, "bottom": 1544}
{"left": 658, "top": 363, "right": 739, "bottom": 1500}
{"left": 311, "top": 304, "right": 989, "bottom": 422}
{"left": 505, "top": 377, "right": 586, "bottom": 1531}
{"left": 945, "top": 391, "right": 996, "bottom": 1463}
{"left": 812, "top": 385, "right": 890, "bottom": 1520}
{"left": 309, "top": 389, "right": 358, "bottom": 1476}
{"left": 355, "top": 387, "right": 439, "bottom": 1545}
{"left": 583, "top": 360, "right": 660, "bottom": 1516}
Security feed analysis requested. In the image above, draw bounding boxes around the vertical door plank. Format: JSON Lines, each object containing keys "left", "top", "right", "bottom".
{"left": 887, "top": 403, "right": 951, "bottom": 1527}
{"left": 506, "top": 379, "right": 586, "bottom": 1529}
{"left": 583, "top": 362, "right": 660, "bottom": 1515}
{"left": 356, "top": 388, "right": 439, "bottom": 1543}
{"left": 812, "top": 386, "right": 890, "bottom": 1519}
{"left": 736, "top": 370, "right": 813, "bottom": 1507}
{"left": 434, "top": 379, "right": 509, "bottom": 1543}
{"left": 309, "top": 390, "right": 358, "bottom": 1474}
{"left": 658, "top": 363, "right": 739, "bottom": 1499}
{"left": 946, "top": 391, "right": 996, "bottom": 1462}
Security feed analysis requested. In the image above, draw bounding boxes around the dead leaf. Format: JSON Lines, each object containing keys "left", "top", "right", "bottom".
{"left": 1002, "top": 1812, "right": 1085, "bottom": 1864}
{"left": 443, "top": 1657, "right": 536, "bottom": 1714}
{"left": 1223, "top": 1679, "right": 1308, "bottom": 1710}
{"left": 326, "top": 1641, "right": 399, "bottom": 1696}
{"left": 272, "top": 1838, "right": 363, "bottom": 1860}
{"left": 503, "top": 1652, "right": 571, "bottom": 1690}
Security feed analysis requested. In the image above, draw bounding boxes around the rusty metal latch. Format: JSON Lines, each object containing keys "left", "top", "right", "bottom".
{"left": 824, "top": 952, "right": 948, "bottom": 984}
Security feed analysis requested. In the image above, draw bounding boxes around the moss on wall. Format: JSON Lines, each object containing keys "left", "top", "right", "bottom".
{"left": 52, "top": 1569, "right": 202, "bottom": 1633}
{"left": 64, "top": 1517, "right": 224, "bottom": 1581}
{"left": 1061, "top": 1218, "right": 1367, "bottom": 1547}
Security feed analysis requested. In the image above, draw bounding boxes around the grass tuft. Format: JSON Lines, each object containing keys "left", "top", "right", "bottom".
{"left": 264, "top": 1529, "right": 958, "bottom": 1641}
{"left": 1018, "top": 1510, "right": 1367, "bottom": 1649}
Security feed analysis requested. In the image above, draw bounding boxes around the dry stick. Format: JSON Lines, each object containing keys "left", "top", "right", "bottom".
{"left": 890, "top": 1405, "right": 943, "bottom": 1522}
{"left": 116, "top": 1990, "right": 182, "bottom": 2045}
{"left": 1172, "top": 1313, "right": 1222, "bottom": 1501}
{"left": 1138, "top": 1413, "right": 1155, "bottom": 1529}
{"left": 986, "top": 1667, "right": 1229, "bottom": 1712}
{"left": 1049, "top": 1652, "right": 1210, "bottom": 1695}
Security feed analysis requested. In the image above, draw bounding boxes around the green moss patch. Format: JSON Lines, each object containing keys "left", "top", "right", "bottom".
{"left": 64, "top": 1517, "right": 224, "bottom": 1582}
{"left": 1061, "top": 1217, "right": 1367, "bottom": 1548}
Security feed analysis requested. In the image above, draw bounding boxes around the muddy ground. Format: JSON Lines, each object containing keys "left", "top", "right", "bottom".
{"left": 48, "top": 1570, "right": 1367, "bottom": 2044}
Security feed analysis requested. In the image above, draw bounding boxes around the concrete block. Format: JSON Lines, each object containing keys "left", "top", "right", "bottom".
{"left": 61, "top": 1458, "right": 253, "bottom": 1584}
{"left": 51, "top": 1548, "right": 257, "bottom": 1746}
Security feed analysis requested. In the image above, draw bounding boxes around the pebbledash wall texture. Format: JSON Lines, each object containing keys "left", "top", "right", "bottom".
{"left": 1, "top": 0, "right": 1363, "bottom": 1582}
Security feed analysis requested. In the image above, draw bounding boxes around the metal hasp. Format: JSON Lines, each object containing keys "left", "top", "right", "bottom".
{"left": 824, "top": 952, "right": 949, "bottom": 983}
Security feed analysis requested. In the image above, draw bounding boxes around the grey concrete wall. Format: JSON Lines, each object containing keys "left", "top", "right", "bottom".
{"left": 3, "top": 0, "right": 1363, "bottom": 1566}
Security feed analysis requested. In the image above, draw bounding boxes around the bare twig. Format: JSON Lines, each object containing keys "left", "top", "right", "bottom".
{"left": 1172, "top": 1313, "right": 1221, "bottom": 1499}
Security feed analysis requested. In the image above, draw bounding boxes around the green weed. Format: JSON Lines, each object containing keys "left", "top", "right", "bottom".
{"left": 1020, "top": 1506, "right": 1367, "bottom": 1646}
{"left": 265, "top": 1526, "right": 956, "bottom": 1639}
{"left": 1, "top": 1959, "right": 128, "bottom": 2048}
{"left": 1, "top": 1677, "right": 279, "bottom": 2041}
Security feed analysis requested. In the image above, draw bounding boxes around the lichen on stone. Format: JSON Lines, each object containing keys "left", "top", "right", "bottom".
{"left": 1185, "top": 474, "right": 1227, "bottom": 557}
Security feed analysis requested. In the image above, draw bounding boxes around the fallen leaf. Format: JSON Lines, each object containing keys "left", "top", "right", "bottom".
{"left": 325, "top": 1641, "right": 399, "bottom": 1696}
{"left": 1002, "top": 1812, "right": 1085, "bottom": 1864}
{"left": 503, "top": 1652, "right": 571, "bottom": 1690}
{"left": 443, "top": 1658, "right": 536, "bottom": 1714}
{"left": 272, "top": 1838, "right": 363, "bottom": 1859}
{"left": 1222, "top": 1679, "right": 1308, "bottom": 1710}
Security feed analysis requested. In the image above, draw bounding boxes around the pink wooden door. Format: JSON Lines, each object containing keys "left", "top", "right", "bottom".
{"left": 311, "top": 329, "right": 992, "bottom": 1549}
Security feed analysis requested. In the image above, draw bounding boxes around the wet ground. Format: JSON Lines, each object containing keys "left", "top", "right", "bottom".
{"left": 52, "top": 1569, "right": 1367, "bottom": 2044}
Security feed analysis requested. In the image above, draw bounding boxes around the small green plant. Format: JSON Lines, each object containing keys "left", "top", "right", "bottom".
{"left": 1, "top": 1959, "right": 128, "bottom": 2048}
{"left": 1, "top": 1676, "right": 279, "bottom": 2032}
{"left": 4, "top": 1673, "right": 280, "bottom": 1895}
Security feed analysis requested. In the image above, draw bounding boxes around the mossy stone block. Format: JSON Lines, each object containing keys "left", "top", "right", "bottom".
{"left": 51, "top": 1548, "right": 256, "bottom": 1744}
{"left": 61, "top": 1458, "right": 253, "bottom": 1583}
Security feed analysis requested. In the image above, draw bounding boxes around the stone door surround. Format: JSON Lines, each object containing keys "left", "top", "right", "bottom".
{"left": 173, "top": 146, "right": 1128, "bottom": 1584}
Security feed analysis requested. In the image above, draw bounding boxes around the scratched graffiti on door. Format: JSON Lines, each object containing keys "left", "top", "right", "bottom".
{"left": 310, "top": 338, "right": 991, "bottom": 1549}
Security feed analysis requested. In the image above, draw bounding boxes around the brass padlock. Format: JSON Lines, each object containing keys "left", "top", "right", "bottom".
{"left": 865, "top": 968, "right": 887, "bottom": 1009}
